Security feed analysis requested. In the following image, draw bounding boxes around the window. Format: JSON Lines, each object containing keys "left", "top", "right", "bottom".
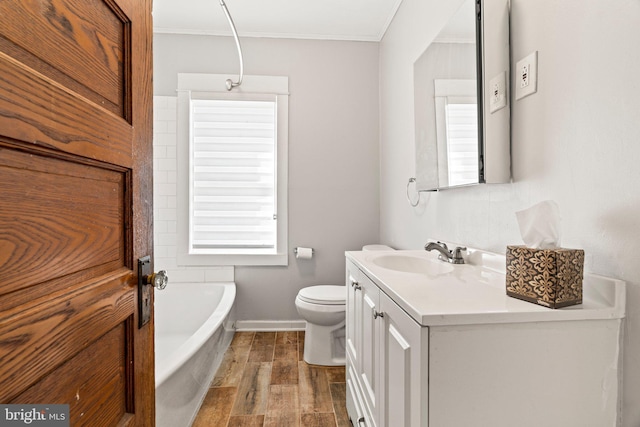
{"left": 190, "top": 99, "right": 277, "bottom": 252}
{"left": 443, "top": 102, "right": 478, "bottom": 186}
{"left": 434, "top": 79, "right": 479, "bottom": 187}
{"left": 177, "top": 74, "right": 289, "bottom": 266}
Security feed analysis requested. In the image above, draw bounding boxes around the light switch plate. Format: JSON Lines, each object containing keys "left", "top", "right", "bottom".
{"left": 515, "top": 51, "right": 538, "bottom": 100}
{"left": 489, "top": 71, "right": 507, "bottom": 113}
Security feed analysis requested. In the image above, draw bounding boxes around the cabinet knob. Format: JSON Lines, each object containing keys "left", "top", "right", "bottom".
{"left": 358, "top": 416, "right": 366, "bottom": 425}
{"left": 351, "top": 279, "right": 362, "bottom": 291}
{"left": 373, "top": 310, "right": 384, "bottom": 319}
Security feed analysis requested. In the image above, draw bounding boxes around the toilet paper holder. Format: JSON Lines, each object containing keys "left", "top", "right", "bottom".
{"left": 294, "top": 247, "right": 315, "bottom": 256}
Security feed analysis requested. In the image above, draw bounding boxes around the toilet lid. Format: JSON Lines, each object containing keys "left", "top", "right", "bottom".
{"left": 298, "top": 285, "right": 346, "bottom": 305}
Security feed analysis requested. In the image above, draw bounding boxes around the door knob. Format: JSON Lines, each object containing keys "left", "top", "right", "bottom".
{"left": 146, "top": 270, "right": 168, "bottom": 290}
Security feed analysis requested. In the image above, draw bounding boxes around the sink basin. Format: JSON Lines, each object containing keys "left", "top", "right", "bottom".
{"left": 372, "top": 254, "right": 454, "bottom": 275}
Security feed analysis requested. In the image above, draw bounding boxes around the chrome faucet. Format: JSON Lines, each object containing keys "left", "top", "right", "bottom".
{"left": 424, "top": 241, "right": 466, "bottom": 264}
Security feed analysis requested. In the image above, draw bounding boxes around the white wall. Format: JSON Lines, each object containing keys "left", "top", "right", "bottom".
{"left": 379, "top": 0, "right": 640, "bottom": 425}
{"left": 153, "top": 35, "right": 380, "bottom": 322}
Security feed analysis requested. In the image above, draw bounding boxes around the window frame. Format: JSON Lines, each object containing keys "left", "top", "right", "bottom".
{"left": 176, "top": 73, "right": 289, "bottom": 266}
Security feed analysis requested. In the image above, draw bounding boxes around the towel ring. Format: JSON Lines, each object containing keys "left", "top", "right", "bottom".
{"left": 406, "top": 177, "right": 421, "bottom": 207}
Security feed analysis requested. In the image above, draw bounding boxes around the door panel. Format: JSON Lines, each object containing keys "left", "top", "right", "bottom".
{"left": 380, "top": 292, "right": 427, "bottom": 427}
{"left": 0, "top": 0, "right": 131, "bottom": 118}
{"left": 0, "top": 0, "right": 154, "bottom": 424}
{"left": 346, "top": 271, "right": 360, "bottom": 366}
{"left": 0, "top": 275, "right": 133, "bottom": 400}
{"left": 0, "top": 55, "right": 134, "bottom": 166}
{"left": 386, "top": 324, "right": 410, "bottom": 426}
{"left": 0, "top": 147, "right": 128, "bottom": 297}
{"left": 360, "top": 277, "right": 380, "bottom": 426}
{"left": 11, "top": 321, "right": 133, "bottom": 425}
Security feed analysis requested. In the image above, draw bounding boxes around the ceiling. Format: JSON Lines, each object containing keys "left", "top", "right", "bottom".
{"left": 152, "top": 0, "right": 404, "bottom": 42}
{"left": 434, "top": 0, "right": 475, "bottom": 43}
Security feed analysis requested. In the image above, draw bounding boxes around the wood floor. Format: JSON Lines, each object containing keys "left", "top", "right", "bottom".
{"left": 192, "top": 331, "right": 350, "bottom": 427}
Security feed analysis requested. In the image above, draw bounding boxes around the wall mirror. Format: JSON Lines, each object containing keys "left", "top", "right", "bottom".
{"left": 414, "top": 0, "right": 510, "bottom": 191}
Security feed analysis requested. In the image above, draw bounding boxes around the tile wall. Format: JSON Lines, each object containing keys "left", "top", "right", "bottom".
{"left": 152, "top": 95, "right": 234, "bottom": 283}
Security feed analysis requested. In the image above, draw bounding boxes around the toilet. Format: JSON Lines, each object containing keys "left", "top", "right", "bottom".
{"left": 295, "top": 285, "right": 346, "bottom": 366}
{"left": 295, "top": 244, "right": 394, "bottom": 366}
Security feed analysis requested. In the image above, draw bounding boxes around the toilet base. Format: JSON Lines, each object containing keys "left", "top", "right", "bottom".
{"left": 303, "top": 321, "right": 346, "bottom": 366}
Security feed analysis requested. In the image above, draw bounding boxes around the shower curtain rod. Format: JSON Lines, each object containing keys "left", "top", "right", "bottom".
{"left": 219, "top": 0, "right": 244, "bottom": 91}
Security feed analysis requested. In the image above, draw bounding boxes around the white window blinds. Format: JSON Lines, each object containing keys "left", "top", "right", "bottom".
{"left": 190, "top": 99, "right": 277, "bottom": 252}
{"left": 444, "top": 102, "right": 479, "bottom": 186}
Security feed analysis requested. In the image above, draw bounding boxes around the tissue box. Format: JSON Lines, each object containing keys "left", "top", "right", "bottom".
{"left": 506, "top": 245, "right": 584, "bottom": 308}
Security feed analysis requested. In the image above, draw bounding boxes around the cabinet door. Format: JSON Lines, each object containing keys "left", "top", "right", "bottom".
{"left": 346, "top": 268, "right": 361, "bottom": 368}
{"left": 347, "top": 364, "right": 373, "bottom": 427}
{"left": 380, "top": 292, "right": 428, "bottom": 427}
{"left": 359, "top": 274, "right": 382, "bottom": 426}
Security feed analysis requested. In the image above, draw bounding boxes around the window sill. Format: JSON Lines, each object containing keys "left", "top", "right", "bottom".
{"left": 177, "top": 252, "right": 288, "bottom": 267}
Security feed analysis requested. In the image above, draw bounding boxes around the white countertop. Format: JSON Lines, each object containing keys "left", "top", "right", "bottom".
{"left": 345, "top": 249, "right": 626, "bottom": 326}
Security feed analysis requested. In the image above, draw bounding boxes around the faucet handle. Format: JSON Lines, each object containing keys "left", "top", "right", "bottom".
{"left": 452, "top": 246, "right": 467, "bottom": 261}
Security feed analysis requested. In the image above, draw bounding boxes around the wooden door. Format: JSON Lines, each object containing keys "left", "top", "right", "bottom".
{"left": 0, "top": 0, "right": 155, "bottom": 425}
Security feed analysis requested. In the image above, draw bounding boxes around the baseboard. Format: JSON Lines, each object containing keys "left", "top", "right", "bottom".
{"left": 235, "top": 320, "right": 306, "bottom": 331}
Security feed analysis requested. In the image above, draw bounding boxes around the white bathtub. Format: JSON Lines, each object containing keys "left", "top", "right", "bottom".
{"left": 155, "top": 282, "right": 236, "bottom": 427}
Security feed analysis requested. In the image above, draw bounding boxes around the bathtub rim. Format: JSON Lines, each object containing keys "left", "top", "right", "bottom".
{"left": 154, "top": 281, "right": 236, "bottom": 388}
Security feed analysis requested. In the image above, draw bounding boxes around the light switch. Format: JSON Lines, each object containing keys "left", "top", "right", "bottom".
{"left": 489, "top": 71, "right": 507, "bottom": 113}
{"left": 515, "top": 51, "right": 538, "bottom": 100}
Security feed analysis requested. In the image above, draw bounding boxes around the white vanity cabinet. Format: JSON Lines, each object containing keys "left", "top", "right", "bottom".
{"left": 345, "top": 250, "right": 626, "bottom": 427}
{"left": 346, "top": 259, "right": 428, "bottom": 427}
{"left": 346, "top": 261, "right": 381, "bottom": 426}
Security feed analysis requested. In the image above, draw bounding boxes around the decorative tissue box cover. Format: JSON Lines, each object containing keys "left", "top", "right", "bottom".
{"left": 506, "top": 245, "right": 584, "bottom": 308}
